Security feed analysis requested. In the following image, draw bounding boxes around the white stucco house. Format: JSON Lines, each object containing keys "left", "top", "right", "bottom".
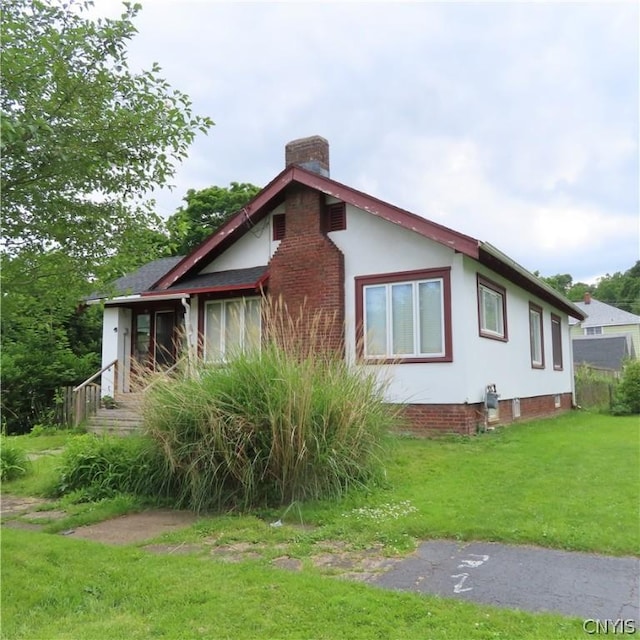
{"left": 90, "top": 136, "right": 586, "bottom": 435}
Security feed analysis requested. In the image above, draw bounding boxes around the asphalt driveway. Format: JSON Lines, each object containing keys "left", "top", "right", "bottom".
{"left": 374, "top": 540, "right": 639, "bottom": 624}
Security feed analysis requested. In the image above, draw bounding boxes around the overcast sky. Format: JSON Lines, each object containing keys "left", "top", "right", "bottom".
{"left": 95, "top": 1, "right": 638, "bottom": 284}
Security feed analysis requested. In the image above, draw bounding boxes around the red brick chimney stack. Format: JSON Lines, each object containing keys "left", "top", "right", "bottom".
{"left": 268, "top": 137, "right": 344, "bottom": 356}
{"left": 285, "top": 135, "right": 330, "bottom": 177}
{"left": 584, "top": 292, "right": 592, "bottom": 304}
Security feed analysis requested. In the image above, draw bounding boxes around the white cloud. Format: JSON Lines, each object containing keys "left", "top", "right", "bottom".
{"left": 85, "top": 0, "right": 638, "bottom": 282}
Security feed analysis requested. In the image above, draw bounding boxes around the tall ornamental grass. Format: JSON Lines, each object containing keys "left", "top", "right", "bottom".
{"left": 143, "top": 303, "right": 398, "bottom": 512}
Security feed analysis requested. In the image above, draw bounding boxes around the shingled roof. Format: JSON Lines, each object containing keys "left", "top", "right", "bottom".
{"left": 573, "top": 334, "right": 635, "bottom": 371}
{"left": 572, "top": 297, "right": 640, "bottom": 328}
{"left": 87, "top": 256, "right": 184, "bottom": 301}
{"left": 166, "top": 266, "right": 268, "bottom": 293}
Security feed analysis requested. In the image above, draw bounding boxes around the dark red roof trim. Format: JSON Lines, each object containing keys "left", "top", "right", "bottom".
{"left": 152, "top": 165, "right": 480, "bottom": 291}
{"left": 141, "top": 283, "right": 262, "bottom": 297}
{"left": 149, "top": 163, "right": 582, "bottom": 321}
{"left": 478, "top": 247, "right": 583, "bottom": 320}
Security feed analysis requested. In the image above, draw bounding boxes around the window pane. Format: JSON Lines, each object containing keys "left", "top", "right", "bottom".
{"left": 481, "top": 286, "right": 503, "bottom": 335}
{"left": 392, "top": 283, "right": 414, "bottom": 354}
{"left": 419, "top": 280, "right": 443, "bottom": 354}
{"left": 205, "top": 303, "right": 222, "bottom": 362}
{"left": 135, "top": 314, "right": 151, "bottom": 364}
{"left": 225, "top": 300, "right": 243, "bottom": 357}
{"left": 244, "top": 298, "right": 261, "bottom": 352}
{"left": 154, "top": 311, "right": 175, "bottom": 367}
{"left": 530, "top": 309, "right": 542, "bottom": 365}
{"left": 365, "top": 286, "right": 387, "bottom": 356}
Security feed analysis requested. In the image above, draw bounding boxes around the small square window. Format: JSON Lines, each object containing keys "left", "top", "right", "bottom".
{"left": 272, "top": 214, "right": 285, "bottom": 241}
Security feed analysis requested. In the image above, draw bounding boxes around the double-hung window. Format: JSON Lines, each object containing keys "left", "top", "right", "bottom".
{"left": 204, "top": 297, "right": 261, "bottom": 362}
{"left": 477, "top": 275, "right": 507, "bottom": 340}
{"left": 356, "top": 268, "right": 452, "bottom": 362}
{"left": 529, "top": 303, "right": 544, "bottom": 368}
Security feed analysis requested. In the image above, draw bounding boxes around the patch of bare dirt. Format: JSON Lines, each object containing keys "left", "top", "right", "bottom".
{"left": 192, "top": 538, "right": 404, "bottom": 580}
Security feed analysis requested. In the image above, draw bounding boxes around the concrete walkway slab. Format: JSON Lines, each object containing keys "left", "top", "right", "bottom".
{"left": 68, "top": 510, "right": 199, "bottom": 545}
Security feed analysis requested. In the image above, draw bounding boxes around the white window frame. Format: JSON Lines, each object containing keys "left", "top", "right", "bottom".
{"left": 529, "top": 303, "right": 544, "bottom": 369}
{"left": 585, "top": 326, "right": 602, "bottom": 336}
{"left": 363, "top": 277, "right": 445, "bottom": 359}
{"left": 204, "top": 297, "right": 261, "bottom": 362}
{"left": 477, "top": 276, "right": 507, "bottom": 340}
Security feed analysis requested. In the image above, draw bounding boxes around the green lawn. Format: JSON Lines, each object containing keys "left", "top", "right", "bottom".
{"left": 2, "top": 528, "right": 584, "bottom": 640}
{"left": 350, "top": 410, "right": 640, "bottom": 555}
{"left": 1, "top": 411, "right": 638, "bottom": 639}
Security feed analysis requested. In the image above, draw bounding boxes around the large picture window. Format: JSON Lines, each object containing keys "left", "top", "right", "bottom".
{"left": 355, "top": 268, "right": 452, "bottom": 362}
{"left": 477, "top": 275, "right": 507, "bottom": 341}
{"left": 529, "top": 303, "right": 544, "bottom": 369}
{"left": 204, "top": 297, "right": 261, "bottom": 362}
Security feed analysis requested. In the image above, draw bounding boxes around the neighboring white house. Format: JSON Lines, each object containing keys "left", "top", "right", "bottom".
{"left": 90, "top": 136, "right": 586, "bottom": 435}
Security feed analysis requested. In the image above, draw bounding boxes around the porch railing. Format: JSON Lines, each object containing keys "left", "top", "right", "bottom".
{"left": 72, "top": 359, "right": 117, "bottom": 426}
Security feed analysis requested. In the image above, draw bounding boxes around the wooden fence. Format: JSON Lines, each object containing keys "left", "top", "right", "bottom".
{"left": 57, "top": 384, "right": 100, "bottom": 427}
{"left": 574, "top": 365, "right": 618, "bottom": 410}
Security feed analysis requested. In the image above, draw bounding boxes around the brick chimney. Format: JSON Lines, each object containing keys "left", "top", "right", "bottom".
{"left": 268, "top": 137, "right": 344, "bottom": 356}
{"left": 285, "top": 135, "right": 330, "bottom": 177}
{"left": 584, "top": 292, "right": 592, "bottom": 304}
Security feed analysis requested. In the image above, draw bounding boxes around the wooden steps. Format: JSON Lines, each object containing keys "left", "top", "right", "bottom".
{"left": 86, "top": 392, "right": 144, "bottom": 436}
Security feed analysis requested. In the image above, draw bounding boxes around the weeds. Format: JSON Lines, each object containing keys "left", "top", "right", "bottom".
{"left": 343, "top": 500, "right": 418, "bottom": 522}
{"left": 0, "top": 436, "right": 30, "bottom": 481}
{"left": 53, "top": 435, "right": 169, "bottom": 501}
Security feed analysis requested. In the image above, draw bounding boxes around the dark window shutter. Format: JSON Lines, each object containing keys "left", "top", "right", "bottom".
{"left": 323, "top": 202, "right": 346, "bottom": 232}
{"left": 272, "top": 213, "right": 285, "bottom": 240}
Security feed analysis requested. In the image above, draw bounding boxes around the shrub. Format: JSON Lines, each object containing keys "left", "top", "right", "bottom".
{"left": 0, "top": 437, "right": 31, "bottom": 481}
{"left": 29, "top": 424, "right": 61, "bottom": 437}
{"left": 612, "top": 360, "right": 640, "bottom": 415}
{"left": 142, "top": 307, "right": 397, "bottom": 511}
{"left": 53, "top": 434, "right": 169, "bottom": 501}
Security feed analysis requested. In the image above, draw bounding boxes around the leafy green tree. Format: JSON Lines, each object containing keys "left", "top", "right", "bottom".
{"left": 566, "top": 282, "right": 591, "bottom": 303}
{"left": 538, "top": 273, "right": 573, "bottom": 296}
{"left": 1, "top": 0, "right": 212, "bottom": 281}
{"left": 0, "top": 0, "right": 212, "bottom": 431}
{"left": 539, "top": 262, "right": 640, "bottom": 313}
{"left": 166, "top": 182, "right": 261, "bottom": 255}
{"left": 593, "top": 263, "right": 640, "bottom": 314}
